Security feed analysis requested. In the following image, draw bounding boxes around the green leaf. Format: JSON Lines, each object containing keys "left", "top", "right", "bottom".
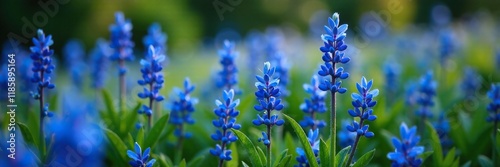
{"left": 420, "top": 151, "right": 434, "bottom": 163}
{"left": 242, "top": 161, "right": 250, "bottom": 167}
{"left": 256, "top": 146, "right": 267, "bottom": 164}
{"left": 144, "top": 113, "right": 169, "bottom": 148}
{"left": 478, "top": 155, "right": 493, "bottom": 167}
{"left": 426, "top": 121, "right": 443, "bottom": 166}
{"left": 443, "top": 148, "right": 457, "bottom": 166}
{"left": 461, "top": 161, "right": 471, "bottom": 167}
{"left": 178, "top": 159, "right": 187, "bottom": 167}
{"left": 102, "top": 89, "right": 117, "bottom": 126}
{"left": 352, "top": 149, "right": 375, "bottom": 167}
{"left": 121, "top": 103, "right": 141, "bottom": 134}
{"left": 17, "top": 122, "right": 38, "bottom": 149}
{"left": 126, "top": 133, "right": 134, "bottom": 149}
{"left": 227, "top": 144, "right": 239, "bottom": 167}
{"left": 273, "top": 149, "right": 288, "bottom": 167}
{"left": 137, "top": 127, "right": 145, "bottom": 147}
{"left": 276, "top": 155, "right": 292, "bottom": 167}
{"left": 283, "top": 114, "right": 319, "bottom": 167}
{"left": 284, "top": 132, "right": 296, "bottom": 158}
{"left": 335, "top": 146, "right": 351, "bottom": 167}
{"left": 232, "top": 130, "right": 264, "bottom": 167}
{"left": 187, "top": 155, "right": 205, "bottom": 167}
{"left": 319, "top": 138, "right": 330, "bottom": 167}
{"left": 104, "top": 128, "right": 128, "bottom": 161}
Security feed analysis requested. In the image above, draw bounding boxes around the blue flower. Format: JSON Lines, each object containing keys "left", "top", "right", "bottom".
{"left": 143, "top": 23, "right": 167, "bottom": 56}
{"left": 30, "top": 29, "right": 55, "bottom": 118}
{"left": 383, "top": 59, "right": 401, "bottom": 95}
{"left": 487, "top": 84, "right": 500, "bottom": 122}
{"left": 127, "top": 142, "right": 156, "bottom": 167}
{"left": 210, "top": 89, "right": 241, "bottom": 162}
{"left": 295, "top": 129, "right": 320, "bottom": 167}
{"left": 338, "top": 120, "right": 356, "bottom": 148}
{"left": 264, "top": 28, "right": 290, "bottom": 96}
{"left": 317, "top": 12, "right": 350, "bottom": 93}
{"left": 461, "top": 67, "right": 482, "bottom": 97}
{"left": 137, "top": 46, "right": 166, "bottom": 117}
{"left": 439, "top": 31, "right": 454, "bottom": 66}
{"left": 63, "top": 39, "right": 86, "bottom": 89}
{"left": 346, "top": 77, "right": 378, "bottom": 138}
{"left": 299, "top": 75, "right": 327, "bottom": 130}
{"left": 216, "top": 40, "right": 239, "bottom": 90}
{"left": 169, "top": 78, "right": 198, "bottom": 138}
{"left": 109, "top": 11, "right": 134, "bottom": 74}
{"left": 416, "top": 71, "right": 437, "bottom": 119}
{"left": 433, "top": 113, "right": 453, "bottom": 151}
{"left": 387, "top": 123, "right": 424, "bottom": 167}
{"left": 89, "top": 38, "right": 112, "bottom": 89}
{"left": 253, "top": 62, "right": 284, "bottom": 146}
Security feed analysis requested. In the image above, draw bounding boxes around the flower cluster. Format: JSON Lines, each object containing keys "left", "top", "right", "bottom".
{"left": 253, "top": 62, "right": 284, "bottom": 145}
{"left": 210, "top": 89, "right": 241, "bottom": 162}
{"left": 461, "top": 67, "right": 482, "bottom": 97}
{"left": 109, "top": 12, "right": 134, "bottom": 74}
{"left": 63, "top": 40, "right": 86, "bottom": 89}
{"left": 127, "top": 142, "right": 156, "bottom": 167}
{"left": 416, "top": 71, "right": 437, "bottom": 119}
{"left": 143, "top": 23, "right": 167, "bottom": 56}
{"left": 346, "top": 77, "right": 378, "bottom": 138}
{"left": 317, "top": 12, "right": 350, "bottom": 93}
{"left": 387, "top": 123, "right": 424, "bottom": 167}
{"left": 90, "top": 38, "right": 111, "bottom": 89}
{"left": 169, "top": 78, "right": 198, "bottom": 138}
{"left": 487, "top": 84, "right": 500, "bottom": 122}
{"left": 216, "top": 40, "right": 238, "bottom": 90}
{"left": 30, "top": 29, "right": 56, "bottom": 118}
{"left": 137, "top": 46, "right": 166, "bottom": 116}
{"left": 295, "top": 129, "right": 320, "bottom": 167}
{"left": 299, "top": 75, "right": 327, "bottom": 130}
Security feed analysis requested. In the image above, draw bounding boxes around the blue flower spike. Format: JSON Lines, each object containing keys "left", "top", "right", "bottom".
{"left": 299, "top": 75, "right": 327, "bottom": 130}
{"left": 216, "top": 40, "right": 239, "bottom": 90}
{"left": 387, "top": 123, "right": 424, "bottom": 167}
{"left": 295, "top": 129, "right": 320, "bottom": 167}
{"left": 127, "top": 142, "right": 156, "bottom": 167}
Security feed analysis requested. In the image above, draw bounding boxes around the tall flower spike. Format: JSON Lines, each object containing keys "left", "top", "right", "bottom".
{"left": 461, "top": 67, "right": 482, "bottom": 97}
{"left": 169, "top": 77, "right": 198, "bottom": 138}
{"left": 253, "top": 62, "right": 284, "bottom": 167}
{"left": 345, "top": 77, "right": 379, "bottom": 165}
{"left": 109, "top": 11, "right": 134, "bottom": 112}
{"left": 416, "top": 71, "right": 437, "bottom": 119}
{"left": 433, "top": 113, "right": 452, "bottom": 153}
{"left": 63, "top": 40, "right": 86, "bottom": 89}
{"left": 299, "top": 75, "right": 327, "bottom": 130}
{"left": 137, "top": 46, "right": 166, "bottom": 128}
{"left": 127, "top": 142, "right": 156, "bottom": 167}
{"left": 387, "top": 123, "right": 424, "bottom": 167}
{"left": 210, "top": 89, "right": 241, "bottom": 166}
{"left": 30, "top": 29, "right": 56, "bottom": 145}
{"left": 265, "top": 28, "right": 290, "bottom": 96}
{"left": 295, "top": 129, "right": 320, "bottom": 167}
{"left": 216, "top": 40, "right": 238, "bottom": 90}
{"left": 89, "top": 38, "right": 112, "bottom": 90}
{"left": 143, "top": 23, "right": 167, "bottom": 57}
{"left": 487, "top": 84, "right": 500, "bottom": 122}
{"left": 383, "top": 59, "right": 401, "bottom": 104}
{"left": 317, "top": 13, "right": 350, "bottom": 160}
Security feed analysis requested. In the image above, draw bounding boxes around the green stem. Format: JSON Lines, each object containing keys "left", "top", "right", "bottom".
{"left": 346, "top": 119, "right": 365, "bottom": 166}
{"left": 39, "top": 71, "right": 46, "bottom": 162}
{"left": 119, "top": 60, "right": 126, "bottom": 113}
{"left": 267, "top": 112, "right": 272, "bottom": 167}
{"left": 494, "top": 120, "right": 498, "bottom": 166}
{"left": 330, "top": 76, "right": 337, "bottom": 166}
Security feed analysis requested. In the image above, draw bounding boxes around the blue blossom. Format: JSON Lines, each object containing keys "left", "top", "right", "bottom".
{"left": 143, "top": 23, "right": 167, "bottom": 56}
{"left": 30, "top": 29, "right": 55, "bottom": 118}
{"left": 487, "top": 84, "right": 500, "bottom": 122}
{"left": 210, "top": 89, "right": 241, "bottom": 162}
{"left": 109, "top": 11, "right": 134, "bottom": 74}
{"left": 405, "top": 81, "right": 418, "bottom": 106}
{"left": 338, "top": 120, "right": 356, "bottom": 148}
{"left": 439, "top": 31, "right": 454, "bottom": 66}
{"left": 265, "top": 28, "right": 290, "bottom": 96}
{"left": 127, "top": 142, "right": 156, "bottom": 167}
{"left": 461, "top": 67, "right": 482, "bottom": 97}
{"left": 137, "top": 46, "right": 166, "bottom": 117}
{"left": 387, "top": 123, "right": 424, "bottom": 167}
{"left": 383, "top": 59, "right": 401, "bottom": 95}
{"left": 433, "top": 113, "right": 453, "bottom": 152}
{"left": 346, "top": 77, "right": 378, "bottom": 138}
{"left": 416, "top": 71, "right": 437, "bottom": 119}
{"left": 299, "top": 75, "right": 327, "bottom": 130}
{"left": 317, "top": 13, "right": 350, "bottom": 94}
{"left": 253, "top": 62, "right": 284, "bottom": 146}
{"left": 216, "top": 40, "right": 239, "bottom": 90}
{"left": 295, "top": 129, "right": 320, "bottom": 167}
{"left": 63, "top": 39, "right": 86, "bottom": 89}
{"left": 89, "top": 38, "right": 112, "bottom": 89}
{"left": 169, "top": 78, "right": 198, "bottom": 138}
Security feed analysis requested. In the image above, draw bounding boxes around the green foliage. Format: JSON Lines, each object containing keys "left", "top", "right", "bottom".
{"left": 352, "top": 149, "right": 375, "bottom": 167}
{"left": 232, "top": 129, "right": 264, "bottom": 167}
{"left": 319, "top": 138, "right": 330, "bottom": 167}
{"left": 283, "top": 114, "right": 319, "bottom": 167}
{"left": 144, "top": 113, "right": 170, "bottom": 148}
{"left": 104, "top": 128, "right": 128, "bottom": 162}
{"left": 335, "top": 146, "right": 351, "bottom": 167}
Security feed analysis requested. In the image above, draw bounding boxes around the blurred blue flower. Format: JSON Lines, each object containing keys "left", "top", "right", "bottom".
{"left": 338, "top": 120, "right": 356, "bottom": 148}
{"left": 169, "top": 78, "right": 198, "bottom": 138}
{"left": 265, "top": 28, "right": 290, "bottom": 96}
{"left": 433, "top": 113, "right": 453, "bottom": 152}
{"left": 127, "top": 142, "right": 156, "bottom": 167}
{"left": 89, "top": 38, "right": 112, "bottom": 89}
{"left": 63, "top": 39, "right": 86, "bottom": 89}
{"left": 346, "top": 77, "right": 378, "bottom": 138}
{"left": 461, "top": 67, "right": 482, "bottom": 97}
{"left": 416, "top": 71, "right": 437, "bottom": 119}
{"left": 317, "top": 13, "right": 350, "bottom": 94}
{"left": 109, "top": 11, "right": 134, "bottom": 74}
{"left": 137, "top": 46, "right": 166, "bottom": 117}
{"left": 210, "top": 89, "right": 241, "bottom": 162}
{"left": 216, "top": 40, "right": 239, "bottom": 90}
{"left": 143, "top": 23, "right": 167, "bottom": 56}
{"left": 295, "top": 129, "right": 320, "bottom": 167}
{"left": 387, "top": 123, "right": 424, "bottom": 167}
{"left": 30, "top": 29, "right": 55, "bottom": 118}
{"left": 405, "top": 81, "right": 419, "bottom": 106}
{"left": 487, "top": 84, "right": 500, "bottom": 122}
{"left": 439, "top": 30, "right": 455, "bottom": 66}
{"left": 299, "top": 75, "right": 327, "bottom": 130}
{"left": 253, "top": 62, "right": 284, "bottom": 146}
{"left": 383, "top": 59, "right": 401, "bottom": 95}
